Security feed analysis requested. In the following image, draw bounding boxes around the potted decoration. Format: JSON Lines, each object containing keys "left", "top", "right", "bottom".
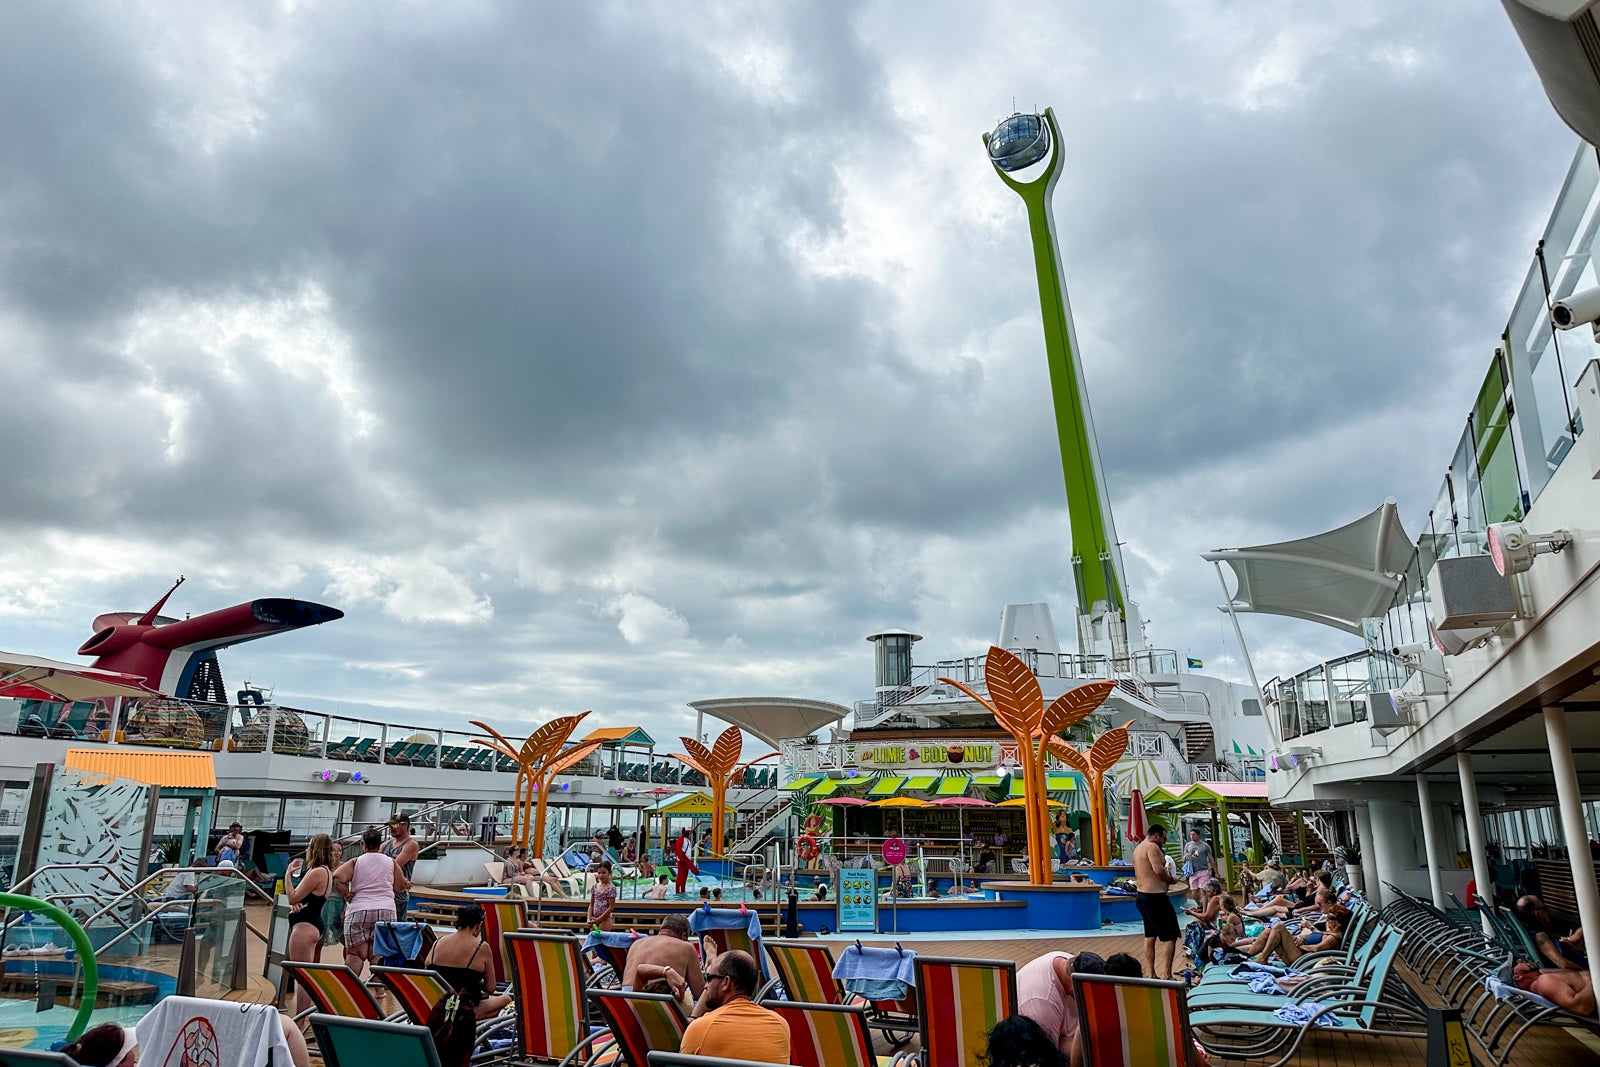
{"left": 1340, "top": 843, "right": 1363, "bottom": 893}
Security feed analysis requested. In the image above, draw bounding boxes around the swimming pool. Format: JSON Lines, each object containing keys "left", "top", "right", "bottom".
{"left": 0, "top": 999, "right": 150, "bottom": 1050}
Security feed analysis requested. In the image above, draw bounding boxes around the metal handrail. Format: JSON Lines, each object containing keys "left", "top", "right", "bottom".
{"left": 10, "top": 863, "right": 133, "bottom": 897}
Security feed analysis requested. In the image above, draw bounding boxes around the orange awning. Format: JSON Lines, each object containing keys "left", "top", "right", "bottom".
{"left": 65, "top": 748, "right": 216, "bottom": 789}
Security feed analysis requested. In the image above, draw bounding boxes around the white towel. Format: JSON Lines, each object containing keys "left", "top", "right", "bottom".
{"left": 136, "top": 995, "right": 291, "bottom": 1067}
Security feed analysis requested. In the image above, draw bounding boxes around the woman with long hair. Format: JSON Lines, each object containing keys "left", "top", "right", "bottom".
{"left": 426, "top": 904, "right": 512, "bottom": 1067}
{"left": 285, "top": 833, "right": 335, "bottom": 1014}
{"left": 981, "top": 1016, "right": 1069, "bottom": 1067}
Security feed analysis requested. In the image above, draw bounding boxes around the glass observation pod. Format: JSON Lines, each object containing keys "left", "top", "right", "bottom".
{"left": 988, "top": 113, "right": 1050, "bottom": 172}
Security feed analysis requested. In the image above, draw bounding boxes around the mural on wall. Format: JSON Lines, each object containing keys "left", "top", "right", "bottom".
{"left": 33, "top": 768, "right": 153, "bottom": 920}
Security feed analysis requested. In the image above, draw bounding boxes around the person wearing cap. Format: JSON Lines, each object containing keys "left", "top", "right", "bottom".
{"left": 383, "top": 812, "right": 420, "bottom": 919}
{"left": 1017, "top": 949, "right": 1105, "bottom": 1066}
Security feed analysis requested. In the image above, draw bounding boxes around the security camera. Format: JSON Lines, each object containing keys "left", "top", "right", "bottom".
{"left": 1551, "top": 286, "right": 1600, "bottom": 333}
{"left": 1391, "top": 643, "right": 1426, "bottom": 662}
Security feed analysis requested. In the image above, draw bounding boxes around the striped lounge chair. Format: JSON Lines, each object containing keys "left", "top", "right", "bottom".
{"left": 480, "top": 897, "right": 529, "bottom": 989}
{"left": 372, "top": 966, "right": 452, "bottom": 1025}
{"left": 502, "top": 932, "right": 599, "bottom": 1065}
{"left": 910, "top": 955, "right": 1018, "bottom": 1067}
{"left": 589, "top": 989, "right": 688, "bottom": 1067}
{"left": 763, "top": 941, "right": 844, "bottom": 1004}
{"left": 647, "top": 1054, "right": 801, "bottom": 1067}
{"left": 1073, "top": 974, "right": 1199, "bottom": 1067}
{"left": 761, "top": 1000, "right": 876, "bottom": 1067}
{"left": 284, "top": 961, "right": 401, "bottom": 1022}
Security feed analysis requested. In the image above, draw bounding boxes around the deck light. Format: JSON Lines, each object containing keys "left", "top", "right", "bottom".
{"left": 1487, "top": 521, "right": 1572, "bottom": 576}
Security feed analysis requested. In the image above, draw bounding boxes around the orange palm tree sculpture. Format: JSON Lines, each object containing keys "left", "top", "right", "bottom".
{"left": 671, "top": 725, "right": 773, "bottom": 858}
{"left": 471, "top": 713, "right": 606, "bottom": 857}
{"left": 1046, "top": 723, "right": 1132, "bottom": 867}
{"left": 939, "top": 647, "right": 1117, "bottom": 884}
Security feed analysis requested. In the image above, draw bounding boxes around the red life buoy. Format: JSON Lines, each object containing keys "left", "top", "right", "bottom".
{"left": 797, "top": 834, "right": 819, "bottom": 863}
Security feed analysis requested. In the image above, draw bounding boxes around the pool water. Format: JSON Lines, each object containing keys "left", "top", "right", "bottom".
{"left": 0, "top": 999, "right": 149, "bottom": 1050}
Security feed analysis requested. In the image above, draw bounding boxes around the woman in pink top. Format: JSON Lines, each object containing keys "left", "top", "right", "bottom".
{"left": 333, "top": 827, "right": 403, "bottom": 977}
{"left": 1016, "top": 950, "right": 1105, "bottom": 1067}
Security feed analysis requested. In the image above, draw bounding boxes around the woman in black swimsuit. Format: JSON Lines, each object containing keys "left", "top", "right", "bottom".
{"left": 285, "top": 833, "right": 334, "bottom": 1015}
{"left": 426, "top": 905, "right": 512, "bottom": 1067}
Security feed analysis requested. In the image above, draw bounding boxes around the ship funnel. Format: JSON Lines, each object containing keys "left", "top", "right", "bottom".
{"left": 997, "top": 603, "right": 1061, "bottom": 656}
{"left": 865, "top": 629, "right": 922, "bottom": 700}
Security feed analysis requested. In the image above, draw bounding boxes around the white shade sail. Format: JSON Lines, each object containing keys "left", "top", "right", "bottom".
{"left": 1201, "top": 501, "right": 1415, "bottom": 635}
{"left": 686, "top": 697, "right": 850, "bottom": 750}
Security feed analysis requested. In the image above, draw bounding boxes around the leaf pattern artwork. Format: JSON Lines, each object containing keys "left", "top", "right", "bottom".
{"left": 469, "top": 713, "right": 598, "bottom": 855}
{"left": 1087, "top": 721, "right": 1133, "bottom": 773}
{"left": 35, "top": 769, "right": 153, "bottom": 920}
{"left": 1039, "top": 681, "right": 1114, "bottom": 738}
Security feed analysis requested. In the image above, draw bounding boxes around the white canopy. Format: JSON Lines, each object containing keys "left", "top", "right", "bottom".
{"left": 1201, "top": 501, "right": 1415, "bottom": 635}
{"left": 686, "top": 697, "right": 850, "bottom": 750}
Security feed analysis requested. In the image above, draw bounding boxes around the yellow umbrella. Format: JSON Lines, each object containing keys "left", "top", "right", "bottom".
{"left": 996, "top": 797, "right": 1067, "bottom": 808}
{"left": 874, "top": 795, "right": 928, "bottom": 838}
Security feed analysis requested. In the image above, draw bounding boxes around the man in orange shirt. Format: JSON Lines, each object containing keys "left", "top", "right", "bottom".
{"left": 679, "top": 949, "right": 789, "bottom": 1062}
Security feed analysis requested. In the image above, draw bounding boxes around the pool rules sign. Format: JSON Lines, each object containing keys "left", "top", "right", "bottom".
{"left": 837, "top": 867, "right": 877, "bottom": 933}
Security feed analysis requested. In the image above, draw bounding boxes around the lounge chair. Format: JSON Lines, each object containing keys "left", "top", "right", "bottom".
{"left": 0, "top": 1051, "right": 81, "bottom": 1066}
{"left": 906, "top": 954, "right": 1018, "bottom": 1067}
{"left": 761, "top": 1000, "right": 876, "bottom": 1067}
{"left": 589, "top": 989, "right": 688, "bottom": 1067}
{"left": 763, "top": 941, "right": 845, "bottom": 1004}
{"left": 1073, "top": 974, "right": 1200, "bottom": 1067}
{"left": 309, "top": 1014, "right": 444, "bottom": 1067}
{"left": 648, "top": 1055, "right": 801, "bottom": 1067}
{"left": 498, "top": 932, "right": 596, "bottom": 1066}
{"left": 284, "top": 961, "right": 403, "bottom": 1022}
{"left": 478, "top": 898, "right": 528, "bottom": 990}
{"left": 1188, "top": 934, "right": 1427, "bottom": 1067}
{"left": 582, "top": 931, "right": 635, "bottom": 988}
{"left": 372, "top": 965, "right": 452, "bottom": 1026}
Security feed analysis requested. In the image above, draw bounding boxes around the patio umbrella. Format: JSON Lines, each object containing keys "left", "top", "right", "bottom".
{"left": 1126, "top": 787, "right": 1148, "bottom": 843}
{"left": 995, "top": 797, "right": 1067, "bottom": 808}
{"left": 874, "top": 795, "right": 928, "bottom": 839}
{"left": 815, "top": 795, "right": 870, "bottom": 857}
{"left": 931, "top": 796, "right": 994, "bottom": 880}
{"left": 0, "top": 652, "right": 157, "bottom": 702}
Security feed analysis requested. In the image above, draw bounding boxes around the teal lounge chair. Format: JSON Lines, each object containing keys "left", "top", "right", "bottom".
{"left": 310, "top": 1015, "right": 444, "bottom": 1067}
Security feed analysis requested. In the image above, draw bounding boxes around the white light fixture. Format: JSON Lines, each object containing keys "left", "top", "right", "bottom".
{"left": 1487, "top": 521, "right": 1572, "bottom": 576}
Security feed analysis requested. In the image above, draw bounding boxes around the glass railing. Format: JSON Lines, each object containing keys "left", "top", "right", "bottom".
{"left": 1265, "top": 648, "right": 1406, "bottom": 741}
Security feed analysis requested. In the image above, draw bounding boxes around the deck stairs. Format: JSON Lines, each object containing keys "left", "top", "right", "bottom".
{"left": 1180, "top": 722, "right": 1214, "bottom": 762}
{"left": 730, "top": 789, "right": 791, "bottom": 854}
{"left": 1258, "top": 809, "right": 1336, "bottom": 867}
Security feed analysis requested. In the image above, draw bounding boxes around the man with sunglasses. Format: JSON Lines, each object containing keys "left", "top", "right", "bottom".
{"left": 680, "top": 949, "right": 789, "bottom": 1062}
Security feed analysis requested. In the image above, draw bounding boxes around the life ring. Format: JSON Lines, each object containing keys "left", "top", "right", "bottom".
{"left": 801, "top": 814, "right": 824, "bottom": 836}
{"left": 797, "top": 834, "right": 820, "bottom": 863}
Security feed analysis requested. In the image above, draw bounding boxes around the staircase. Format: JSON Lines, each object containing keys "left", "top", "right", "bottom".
{"left": 730, "top": 790, "right": 791, "bottom": 854}
{"left": 1180, "top": 722, "right": 1214, "bottom": 763}
{"left": 1262, "top": 809, "right": 1335, "bottom": 866}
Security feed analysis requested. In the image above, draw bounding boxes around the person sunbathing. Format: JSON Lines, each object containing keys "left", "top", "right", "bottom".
{"left": 1511, "top": 961, "right": 1596, "bottom": 1015}
{"left": 1244, "top": 904, "right": 1348, "bottom": 965}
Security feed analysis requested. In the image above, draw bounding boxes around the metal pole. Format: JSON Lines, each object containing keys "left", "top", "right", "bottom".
{"left": 1213, "top": 563, "right": 1274, "bottom": 743}
{"left": 1457, "top": 753, "right": 1496, "bottom": 938}
{"left": 1416, "top": 775, "right": 1447, "bottom": 908}
{"left": 1543, "top": 706, "right": 1600, "bottom": 1014}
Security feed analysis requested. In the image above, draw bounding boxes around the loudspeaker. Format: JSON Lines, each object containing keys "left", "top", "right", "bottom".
{"left": 1427, "top": 555, "right": 1516, "bottom": 630}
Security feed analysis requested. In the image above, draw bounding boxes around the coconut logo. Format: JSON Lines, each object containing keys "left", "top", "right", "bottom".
{"left": 946, "top": 744, "right": 966, "bottom": 764}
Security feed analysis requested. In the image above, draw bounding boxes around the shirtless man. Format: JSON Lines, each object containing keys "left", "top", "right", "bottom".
{"left": 1133, "top": 823, "right": 1181, "bottom": 980}
{"left": 1511, "top": 960, "right": 1596, "bottom": 1015}
{"left": 621, "top": 914, "right": 705, "bottom": 997}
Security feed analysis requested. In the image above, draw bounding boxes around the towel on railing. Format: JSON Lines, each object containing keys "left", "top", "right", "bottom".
{"left": 374, "top": 921, "right": 426, "bottom": 965}
{"left": 690, "top": 905, "right": 766, "bottom": 975}
{"left": 834, "top": 943, "right": 917, "bottom": 1001}
{"left": 1272, "top": 1002, "right": 1343, "bottom": 1028}
{"left": 1483, "top": 973, "right": 1561, "bottom": 1012}
{"left": 583, "top": 930, "right": 643, "bottom": 953}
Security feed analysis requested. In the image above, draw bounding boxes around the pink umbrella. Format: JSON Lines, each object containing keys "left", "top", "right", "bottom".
{"left": 1126, "top": 787, "right": 1148, "bottom": 843}
{"left": 932, "top": 796, "right": 995, "bottom": 885}
{"left": 814, "top": 795, "right": 870, "bottom": 859}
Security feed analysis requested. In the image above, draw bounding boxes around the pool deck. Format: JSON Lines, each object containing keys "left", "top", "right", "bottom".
{"left": 226, "top": 899, "right": 1600, "bottom": 1065}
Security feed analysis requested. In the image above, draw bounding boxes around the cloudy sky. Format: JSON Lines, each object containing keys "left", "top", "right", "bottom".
{"left": 0, "top": 2, "right": 1580, "bottom": 752}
